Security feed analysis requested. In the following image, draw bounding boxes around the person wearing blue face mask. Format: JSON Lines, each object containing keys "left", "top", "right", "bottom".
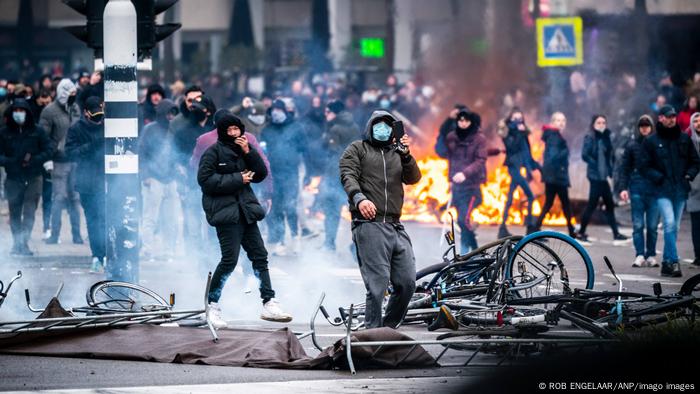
{"left": 0, "top": 98, "right": 53, "bottom": 256}
{"left": 339, "top": 110, "right": 422, "bottom": 329}
{"left": 260, "top": 99, "right": 307, "bottom": 256}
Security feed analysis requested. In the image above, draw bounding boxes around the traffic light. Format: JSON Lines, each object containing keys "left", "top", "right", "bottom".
{"left": 62, "top": 0, "right": 108, "bottom": 58}
{"left": 62, "top": 0, "right": 181, "bottom": 60}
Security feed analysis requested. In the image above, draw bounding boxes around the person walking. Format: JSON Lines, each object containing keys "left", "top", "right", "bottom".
{"left": 576, "top": 115, "right": 628, "bottom": 243}
{"left": 445, "top": 109, "right": 487, "bottom": 253}
{"left": 39, "top": 78, "right": 83, "bottom": 245}
{"left": 617, "top": 115, "right": 661, "bottom": 268}
{"left": 642, "top": 105, "right": 700, "bottom": 277}
{"left": 65, "top": 96, "right": 106, "bottom": 272}
{"left": 198, "top": 114, "right": 292, "bottom": 328}
{"left": 532, "top": 112, "right": 576, "bottom": 237}
{"left": 0, "top": 98, "right": 53, "bottom": 256}
{"left": 340, "top": 110, "right": 422, "bottom": 328}
{"left": 688, "top": 112, "right": 700, "bottom": 267}
{"left": 498, "top": 108, "right": 540, "bottom": 238}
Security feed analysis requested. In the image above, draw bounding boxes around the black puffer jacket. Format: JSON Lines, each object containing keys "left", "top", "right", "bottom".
{"left": 541, "top": 125, "right": 570, "bottom": 187}
{"left": 641, "top": 121, "right": 700, "bottom": 199}
{"left": 616, "top": 115, "right": 656, "bottom": 195}
{"left": 198, "top": 141, "right": 268, "bottom": 226}
{"left": 0, "top": 99, "right": 53, "bottom": 181}
{"left": 582, "top": 128, "right": 614, "bottom": 182}
{"left": 339, "top": 110, "right": 422, "bottom": 221}
{"left": 65, "top": 116, "right": 104, "bottom": 194}
{"left": 502, "top": 121, "right": 539, "bottom": 173}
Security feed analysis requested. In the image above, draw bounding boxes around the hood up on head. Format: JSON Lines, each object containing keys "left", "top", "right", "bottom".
{"left": 455, "top": 110, "right": 481, "bottom": 139}
{"left": 3, "top": 98, "right": 35, "bottom": 129}
{"left": 635, "top": 114, "right": 656, "bottom": 140}
{"left": 56, "top": 78, "right": 77, "bottom": 106}
{"left": 363, "top": 109, "right": 396, "bottom": 147}
{"left": 155, "top": 99, "right": 177, "bottom": 126}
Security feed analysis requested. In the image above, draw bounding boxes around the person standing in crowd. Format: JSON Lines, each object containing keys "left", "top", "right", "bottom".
{"left": 0, "top": 99, "right": 53, "bottom": 256}
{"left": 198, "top": 114, "right": 292, "bottom": 328}
{"left": 532, "top": 112, "right": 576, "bottom": 237}
{"left": 576, "top": 115, "right": 628, "bottom": 243}
{"left": 172, "top": 94, "right": 214, "bottom": 260}
{"left": 617, "top": 115, "right": 661, "bottom": 268}
{"left": 319, "top": 100, "right": 359, "bottom": 251}
{"left": 260, "top": 99, "right": 306, "bottom": 256}
{"left": 139, "top": 83, "right": 165, "bottom": 127}
{"left": 65, "top": 96, "right": 106, "bottom": 273}
{"left": 445, "top": 110, "right": 487, "bottom": 253}
{"left": 498, "top": 108, "right": 539, "bottom": 238}
{"left": 139, "top": 99, "right": 179, "bottom": 261}
{"left": 32, "top": 89, "right": 53, "bottom": 239}
{"left": 339, "top": 110, "right": 421, "bottom": 328}
{"left": 688, "top": 112, "right": 700, "bottom": 267}
{"left": 300, "top": 95, "right": 326, "bottom": 186}
{"left": 679, "top": 95, "right": 698, "bottom": 135}
{"left": 39, "top": 78, "right": 83, "bottom": 245}
{"left": 170, "top": 85, "right": 204, "bottom": 136}
{"left": 642, "top": 105, "right": 700, "bottom": 277}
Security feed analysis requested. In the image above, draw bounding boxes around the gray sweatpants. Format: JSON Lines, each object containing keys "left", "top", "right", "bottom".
{"left": 351, "top": 222, "right": 416, "bottom": 329}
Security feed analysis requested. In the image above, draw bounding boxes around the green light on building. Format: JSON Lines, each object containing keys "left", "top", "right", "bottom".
{"left": 360, "top": 38, "right": 385, "bottom": 58}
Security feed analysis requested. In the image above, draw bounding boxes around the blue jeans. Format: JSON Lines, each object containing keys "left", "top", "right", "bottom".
{"left": 630, "top": 193, "right": 659, "bottom": 259}
{"left": 657, "top": 196, "right": 686, "bottom": 263}
{"left": 454, "top": 186, "right": 482, "bottom": 254}
{"left": 503, "top": 168, "right": 534, "bottom": 226}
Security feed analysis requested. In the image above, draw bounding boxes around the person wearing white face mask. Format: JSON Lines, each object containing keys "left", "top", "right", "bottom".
{"left": 0, "top": 98, "right": 53, "bottom": 256}
{"left": 577, "top": 114, "right": 628, "bottom": 244}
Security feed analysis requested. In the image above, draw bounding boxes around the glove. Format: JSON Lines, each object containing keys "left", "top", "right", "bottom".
{"left": 43, "top": 160, "right": 54, "bottom": 172}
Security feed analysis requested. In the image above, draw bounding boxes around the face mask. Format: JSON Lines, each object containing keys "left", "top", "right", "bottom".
{"left": 89, "top": 113, "right": 104, "bottom": 124}
{"left": 192, "top": 108, "right": 207, "bottom": 123}
{"left": 12, "top": 111, "right": 26, "bottom": 126}
{"left": 271, "top": 109, "right": 287, "bottom": 124}
{"left": 67, "top": 95, "right": 76, "bottom": 106}
{"left": 372, "top": 122, "right": 392, "bottom": 142}
{"left": 594, "top": 126, "right": 606, "bottom": 133}
{"left": 248, "top": 114, "right": 265, "bottom": 126}
{"left": 379, "top": 99, "right": 391, "bottom": 109}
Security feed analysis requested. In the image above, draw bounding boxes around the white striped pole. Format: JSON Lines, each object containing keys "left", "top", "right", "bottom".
{"left": 103, "top": 0, "right": 139, "bottom": 282}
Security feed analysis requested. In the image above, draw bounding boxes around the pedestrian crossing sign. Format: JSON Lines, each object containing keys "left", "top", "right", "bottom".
{"left": 536, "top": 17, "right": 583, "bottom": 67}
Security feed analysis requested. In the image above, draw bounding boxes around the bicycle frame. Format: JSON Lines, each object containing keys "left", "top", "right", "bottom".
{"left": 0, "top": 271, "right": 22, "bottom": 310}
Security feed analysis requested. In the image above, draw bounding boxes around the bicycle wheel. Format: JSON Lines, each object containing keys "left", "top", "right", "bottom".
{"left": 505, "top": 231, "right": 594, "bottom": 299}
{"left": 87, "top": 281, "right": 171, "bottom": 313}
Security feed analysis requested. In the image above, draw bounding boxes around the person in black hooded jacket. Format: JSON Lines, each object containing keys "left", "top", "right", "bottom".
{"left": 139, "top": 83, "right": 165, "bottom": 127}
{"left": 65, "top": 96, "right": 106, "bottom": 272}
{"left": 0, "top": 98, "right": 53, "bottom": 256}
{"left": 576, "top": 114, "right": 628, "bottom": 243}
{"left": 198, "top": 114, "right": 292, "bottom": 328}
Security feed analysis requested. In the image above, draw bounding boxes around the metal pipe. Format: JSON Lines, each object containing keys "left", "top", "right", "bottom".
{"left": 346, "top": 304, "right": 356, "bottom": 375}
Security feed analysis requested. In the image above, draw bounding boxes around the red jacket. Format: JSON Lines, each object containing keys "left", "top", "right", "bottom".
{"left": 678, "top": 109, "right": 698, "bottom": 135}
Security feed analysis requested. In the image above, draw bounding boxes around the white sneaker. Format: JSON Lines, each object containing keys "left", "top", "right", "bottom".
{"left": 42, "top": 229, "right": 52, "bottom": 240}
{"left": 632, "top": 255, "right": 646, "bottom": 268}
{"left": 89, "top": 256, "right": 104, "bottom": 274}
{"left": 646, "top": 257, "right": 659, "bottom": 267}
{"left": 207, "top": 302, "right": 228, "bottom": 329}
{"left": 261, "top": 298, "right": 293, "bottom": 323}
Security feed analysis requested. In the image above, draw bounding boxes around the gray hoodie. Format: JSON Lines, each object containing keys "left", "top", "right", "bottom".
{"left": 688, "top": 112, "right": 700, "bottom": 212}
{"left": 38, "top": 78, "right": 80, "bottom": 162}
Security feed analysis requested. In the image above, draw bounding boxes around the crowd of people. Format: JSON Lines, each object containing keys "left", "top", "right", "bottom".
{"left": 1, "top": 65, "right": 700, "bottom": 327}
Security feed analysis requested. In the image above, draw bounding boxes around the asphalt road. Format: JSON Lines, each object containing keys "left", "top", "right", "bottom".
{"left": 0, "top": 204, "right": 696, "bottom": 392}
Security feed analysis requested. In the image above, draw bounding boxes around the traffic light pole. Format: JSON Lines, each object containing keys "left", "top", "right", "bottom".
{"left": 103, "top": 0, "right": 140, "bottom": 283}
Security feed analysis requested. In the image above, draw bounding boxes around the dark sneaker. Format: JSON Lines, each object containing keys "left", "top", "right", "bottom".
{"left": 576, "top": 232, "right": 589, "bottom": 242}
{"left": 9, "top": 244, "right": 22, "bottom": 257}
{"left": 692, "top": 258, "right": 700, "bottom": 267}
{"left": 73, "top": 236, "right": 84, "bottom": 245}
{"left": 18, "top": 244, "right": 34, "bottom": 257}
{"left": 613, "top": 233, "right": 629, "bottom": 241}
{"left": 526, "top": 225, "right": 539, "bottom": 235}
{"left": 497, "top": 225, "right": 512, "bottom": 239}
{"left": 661, "top": 262, "right": 682, "bottom": 278}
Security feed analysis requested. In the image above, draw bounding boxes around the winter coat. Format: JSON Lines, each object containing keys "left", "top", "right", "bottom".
{"left": 540, "top": 126, "right": 570, "bottom": 187}
{"left": 616, "top": 115, "right": 657, "bottom": 196}
{"left": 139, "top": 99, "right": 177, "bottom": 183}
{"left": 64, "top": 117, "right": 104, "bottom": 194}
{"left": 260, "top": 112, "right": 306, "bottom": 180}
{"left": 339, "top": 110, "right": 422, "bottom": 221}
{"left": 38, "top": 79, "right": 80, "bottom": 163}
{"left": 323, "top": 110, "right": 360, "bottom": 178}
{"left": 502, "top": 121, "right": 540, "bottom": 173}
{"left": 0, "top": 99, "right": 53, "bottom": 181}
{"left": 445, "top": 116, "right": 487, "bottom": 190}
{"left": 582, "top": 128, "right": 614, "bottom": 182}
{"left": 139, "top": 84, "right": 166, "bottom": 127}
{"left": 197, "top": 141, "right": 268, "bottom": 226}
{"left": 686, "top": 112, "right": 700, "bottom": 212}
{"left": 642, "top": 122, "right": 700, "bottom": 199}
